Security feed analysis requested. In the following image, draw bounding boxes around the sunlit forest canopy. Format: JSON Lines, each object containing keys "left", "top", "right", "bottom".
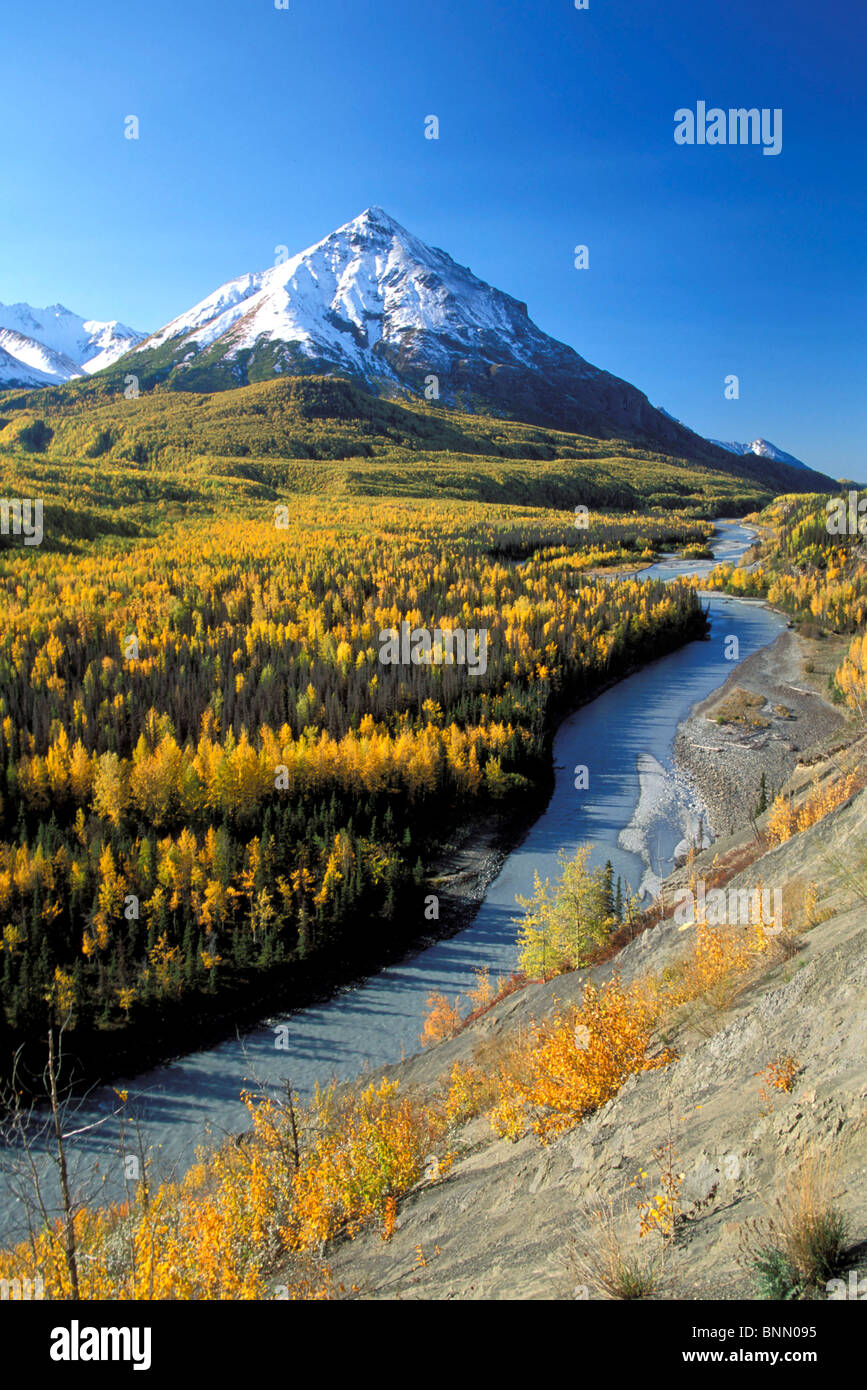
{"left": 0, "top": 430, "right": 712, "bottom": 1059}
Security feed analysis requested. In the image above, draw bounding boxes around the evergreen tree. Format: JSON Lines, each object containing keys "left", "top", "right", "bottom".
{"left": 601, "top": 859, "right": 615, "bottom": 919}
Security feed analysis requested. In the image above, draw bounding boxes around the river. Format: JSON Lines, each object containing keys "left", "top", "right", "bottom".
{"left": 0, "top": 521, "right": 785, "bottom": 1243}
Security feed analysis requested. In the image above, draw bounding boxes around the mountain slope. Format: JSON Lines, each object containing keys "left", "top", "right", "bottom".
{"left": 112, "top": 208, "right": 803, "bottom": 476}
{"left": 0, "top": 372, "right": 837, "bottom": 502}
{"left": 0, "top": 303, "right": 144, "bottom": 385}
{"left": 0, "top": 341, "right": 63, "bottom": 388}
{"left": 308, "top": 726, "right": 867, "bottom": 1302}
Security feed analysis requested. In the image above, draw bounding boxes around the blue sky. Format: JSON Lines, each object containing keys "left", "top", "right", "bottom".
{"left": 1, "top": 0, "right": 864, "bottom": 473}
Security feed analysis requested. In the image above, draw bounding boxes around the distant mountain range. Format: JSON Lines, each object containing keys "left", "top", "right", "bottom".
{"left": 0, "top": 304, "right": 144, "bottom": 387}
{"left": 0, "top": 210, "right": 836, "bottom": 491}
{"left": 658, "top": 411, "right": 813, "bottom": 473}
{"left": 706, "top": 438, "right": 809, "bottom": 470}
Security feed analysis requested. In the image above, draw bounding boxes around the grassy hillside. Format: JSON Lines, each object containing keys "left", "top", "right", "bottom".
{"left": 0, "top": 375, "right": 833, "bottom": 514}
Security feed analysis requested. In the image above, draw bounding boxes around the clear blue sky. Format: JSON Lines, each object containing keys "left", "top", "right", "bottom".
{"left": 1, "top": 0, "right": 864, "bottom": 473}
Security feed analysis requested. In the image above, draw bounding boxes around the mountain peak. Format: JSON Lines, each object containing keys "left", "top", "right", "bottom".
{"left": 707, "top": 437, "right": 809, "bottom": 470}
{"left": 332, "top": 206, "right": 427, "bottom": 255}
{"left": 326, "top": 207, "right": 410, "bottom": 245}
{"left": 355, "top": 205, "right": 397, "bottom": 227}
{"left": 110, "top": 212, "right": 828, "bottom": 487}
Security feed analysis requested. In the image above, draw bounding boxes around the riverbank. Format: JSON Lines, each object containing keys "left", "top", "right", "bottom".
{"left": 0, "top": 797, "right": 534, "bottom": 1109}
{"left": 311, "top": 780, "right": 867, "bottom": 1300}
{"left": 673, "top": 627, "right": 849, "bottom": 836}
{"left": 426, "top": 613, "right": 717, "bottom": 942}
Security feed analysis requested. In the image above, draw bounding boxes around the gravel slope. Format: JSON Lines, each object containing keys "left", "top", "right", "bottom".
{"left": 673, "top": 629, "right": 846, "bottom": 836}
{"left": 289, "top": 776, "right": 867, "bottom": 1300}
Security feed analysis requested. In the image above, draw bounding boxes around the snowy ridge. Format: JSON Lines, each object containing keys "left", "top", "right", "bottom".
{"left": 654, "top": 409, "right": 811, "bottom": 473}
{"left": 0, "top": 303, "right": 145, "bottom": 386}
{"left": 0, "top": 343, "right": 61, "bottom": 388}
{"left": 0, "top": 327, "right": 82, "bottom": 384}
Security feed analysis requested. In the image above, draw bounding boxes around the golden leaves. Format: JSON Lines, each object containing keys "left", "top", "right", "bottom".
{"left": 419, "top": 992, "right": 463, "bottom": 1048}
{"left": 490, "top": 978, "right": 673, "bottom": 1144}
{"left": 766, "top": 772, "right": 858, "bottom": 847}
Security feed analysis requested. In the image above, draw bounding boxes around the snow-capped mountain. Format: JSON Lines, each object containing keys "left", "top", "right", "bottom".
{"left": 118, "top": 207, "right": 725, "bottom": 453}
{"left": 0, "top": 213, "right": 834, "bottom": 488}
{"left": 0, "top": 342, "right": 60, "bottom": 388}
{"left": 658, "top": 414, "right": 812, "bottom": 473}
{"left": 0, "top": 327, "right": 83, "bottom": 386}
{"left": 0, "top": 303, "right": 144, "bottom": 387}
{"left": 706, "top": 438, "right": 809, "bottom": 470}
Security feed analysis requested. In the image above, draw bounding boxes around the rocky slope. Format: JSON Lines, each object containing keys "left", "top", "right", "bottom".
{"left": 276, "top": 672, "right": 865, "bottom": 1301}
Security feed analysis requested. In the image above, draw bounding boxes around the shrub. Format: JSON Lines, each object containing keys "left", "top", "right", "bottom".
{"left": 767, "top": 772, "right": 858, "bottom": 846}
{"left": 835, "top": 633, "right": 867, "bottom": 720}
{"left": 563, "top": 1197, "right": 666, "bottom": 1300}
{"left": 287, "top": 1078, "right": 434, "bottom": 1249}
{"left": 0, "top": 1075, "right": 443, "bottom": 1298}
{"left": 749, "top": 1246, "right": 804, "bottom": 1300}
{"left": 739, "top": 1151, "right": 849, "bottom": 1297}
{"left": 490, "top": 977, "right": 673, "bottom": 1142}
{"left": 757, "top": 1055, "right": 800, "bottom": 1112}
{"left": 420, "top": 991, "right": 463, "bottom": 1046}
{"left": 658, "top": 919, "right": 768, "bottom": 1017}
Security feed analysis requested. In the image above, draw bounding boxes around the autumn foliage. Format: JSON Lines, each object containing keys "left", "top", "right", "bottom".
{"left": 0, "top": 1075, "right": 442, "bottom": 1300}
{"left": 0, "top": 847, "right": 792, "bottom": 1298}
{"left": 835, "top": 631, "right": 867, "bottom": 721}
{"left": 0, "top": 474, "right": 708, "bottom": 1055}
{"left": 702, "top": 492, "right": 867, "bottom": 633}
{"left": 766, "top": 771, "right": 858, "bottom": 846}
{"left": 489, "top": 978, "right": 673, "bottom": 1143}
